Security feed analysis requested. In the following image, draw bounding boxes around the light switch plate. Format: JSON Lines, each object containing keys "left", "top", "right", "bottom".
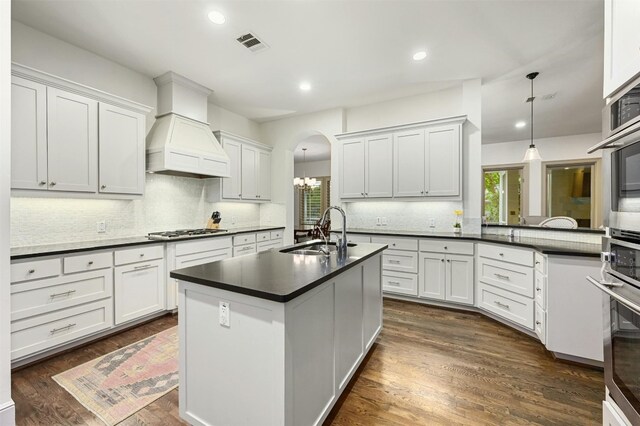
{"left": 429, "top": 218, "right": 436, "bottom": 228}
{"left": 219, "top": 301, "right": 230, "bottom": 327}
{"left": 97, "top": 220, "right": 106, "bottom": 233}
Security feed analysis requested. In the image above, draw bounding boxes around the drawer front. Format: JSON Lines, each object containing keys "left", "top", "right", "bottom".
{"left": 257, "top": 231, "right": 271, "bottom": 242}
{"left": 258, "top": 240, "right": 282, "bottom": 252}
{"left": 233, "top": 233, "right": 257, "bottom": 246}
{"left": 535, "top": 252, "right": 546, "bottom": 274}
{"left": 233, "top": 243, "right": 257, "bottom": 257}
{"left": 115, "top": 245, "right": 164, "bottom": 266}
{"left": 371, "top": 236, "right": 418, "bottom": 251}
{"left": 64, "top": 251, "right": 112, "bottom": 274}
{"left": 477, "top": 257, "right": 534, "bottom": 297}
{"left": 419, "top": 239, "right": 474, "bottom": 255}
{"left": 346, "top": 234, "right": 371, "bottom": 244}
{"left": 175, "top": 248, "right": 232, "bottom": 269}
{"left": 270, "top": 230, "right": 283, "bottom": 240}
{"left": 534, "top": 270, "right": 546, "bottom": 308}
{"left": 175, "top": 237, "right": 232, "bottom": 256}
{"left": 382, "top": 271, "right": 418, "bottom": 296}
{"left": 11, "top": 299, "right": 113, "bottom": 360}
{"left": 478, "top": 243, "right": 533, "bottom": 267}
{"left": 11, "top": 269, "right": 113, "bottom": 321}
{"left": 535, "top": 303, "right": 546, "bottom": 344}
{"left": 11, "top": 258, "right": 61, "bottom": 283}
{"left": 477, "top": 283, "right": 534, "bottom": 330}
{"left": 382, "top": 250, "right": 418, "bottom": 273}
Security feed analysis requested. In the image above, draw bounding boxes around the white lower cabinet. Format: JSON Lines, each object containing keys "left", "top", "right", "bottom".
{"left": 382, "top": 271, "right": 418, "bottom": 296}
{"left": 477, "top": 282, "right": 534, "bottom": 329}
{"left": 603, "top": 400, "right": 632, "bottom": 426}
{"left": 418, "top": 240, "right": 474, "bottom": 306}
{"left": 534, "top": 302, "right": 546, "bottom": 344}
{"left": 114, "top": 258, "right": 165, "bottom": 325}
{"left": 446, "top": 254, "right": 474, "bottom": 305}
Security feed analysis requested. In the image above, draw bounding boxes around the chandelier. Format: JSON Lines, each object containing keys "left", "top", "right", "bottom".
{"left": 293, "top": 148, "right": 317, "bottom": 191}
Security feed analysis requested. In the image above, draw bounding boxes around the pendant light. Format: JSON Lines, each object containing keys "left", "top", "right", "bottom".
{"left": 522, "top": 72, "right": 542, "bottom": 162}
{"left": 293, "top": 148, "right": 317, "bottom": 191}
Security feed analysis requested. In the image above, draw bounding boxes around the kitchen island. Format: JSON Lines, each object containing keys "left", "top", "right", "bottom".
{"left": 170, "top": 241, "right": 386, "bottom": 426}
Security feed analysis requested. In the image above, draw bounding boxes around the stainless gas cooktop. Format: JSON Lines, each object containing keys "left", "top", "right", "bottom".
{"left": 147, "top": 228, "right": 228, "bottom": 240}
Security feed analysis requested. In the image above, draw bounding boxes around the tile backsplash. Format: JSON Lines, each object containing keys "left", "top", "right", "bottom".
{"left": 10, "top": 174, "right": 267, "bottom": 247}
{"left": 482, "top": 226, "right": 603, "bottom": 244}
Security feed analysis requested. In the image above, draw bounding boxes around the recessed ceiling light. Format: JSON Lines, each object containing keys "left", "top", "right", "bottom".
{"left": 299, "top": 82, "right": 311, "bottom": 92}
{"left": 208, "top": 10, "right": 226, "bottom": 24}
{"left": 413, "top": 51, "right": 427, "bottom": 61}
{"left": 515, "top": 121, "right": 526, "bottom": 128}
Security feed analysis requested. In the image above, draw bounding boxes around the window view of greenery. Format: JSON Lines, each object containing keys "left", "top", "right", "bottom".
{"left": 302, "top": 182, "right": 323, "bottom": 225}
{"left": 546, "top": 165, "right": 592, "bottom": 228}
{"left": 483, "top": 169, "right": 522, "bottom": 225}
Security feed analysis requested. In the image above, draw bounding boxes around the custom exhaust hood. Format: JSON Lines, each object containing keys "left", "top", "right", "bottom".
{"left": 146, "top": 72, "right": 230, "bottom": 178}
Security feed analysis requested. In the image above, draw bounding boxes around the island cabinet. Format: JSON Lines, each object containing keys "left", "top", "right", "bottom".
{"left": 177, "top": 252, "right": 383, "bottom": 426}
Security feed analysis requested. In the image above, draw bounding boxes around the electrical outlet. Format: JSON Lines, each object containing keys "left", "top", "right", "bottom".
{"left": 219, "top": 301, "right": 230, "bottom": 327}
{"left": 429, "top": 218, "right": 436, "bottom": 228}
{"left": 97, "top": 220, "right": 106, "bottom": 233}
{"left": 376, "top": 217, "right": 381, "bottom": 226}
{"left": 381, "top": 217, "right": 388, "bottom": 226}
{"left": 231, "top": 216, "right": 237, "bottom": 225}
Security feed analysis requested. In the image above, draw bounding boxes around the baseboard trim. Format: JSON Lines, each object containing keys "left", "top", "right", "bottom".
{"left": 0, "top": 399, "right": 16, "bottom": 426}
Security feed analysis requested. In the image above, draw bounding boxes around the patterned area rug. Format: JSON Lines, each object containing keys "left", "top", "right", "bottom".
{"left": 53, "top": 326, "right": 179, "bottom": 425}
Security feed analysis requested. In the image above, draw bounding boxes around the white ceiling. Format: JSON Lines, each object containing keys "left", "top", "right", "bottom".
{"left": 12, "top": 0, "right": 604, "bottom": 144}
{"left": 294, "top": 135, "right": 331, "bottom": 162}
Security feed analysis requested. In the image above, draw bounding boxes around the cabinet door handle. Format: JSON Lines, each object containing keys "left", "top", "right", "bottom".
{"left": 361, "top": 192, "right": 365, "bottom": 196}
{"left": 88, "top": 261, "right": 94, "bottom": 266}
{"left": 134, "top": 264, "right": 153, "bottom": 270}
{"left": 499, "top": 253, "right": 504, "bottom": 256}
{"left": 420, "top": 191, "right": 424, "bottom": 194}
{"left": 446, "top": 259, "right": 450, "bottom": 263}
{"left": 139, "top": 253, "right": 145, "bottom": 257}
{"left": 441, "top": 258, "right": 445, "bottom": 262}
{"left": 50, "top": 290, "right": 76, "bottom": 299}
{"left": 49, "top": 181, "right": 57, "bottom": 187}
{"left": 28, "top": 269, "right": 35, "bottom": 274}
{"left": 494, "top": 273, "right": 510, "bottom": 280}
{"left": 50, "top": 323, "right": 76, "bottom": 334}
{"left": 444, "top": 246, "right": 448, "bottom": 250}
{"left": 101, "top": 184, "right": 107, "bottom": 190}
{"left": 39, "top": 181, "right": 46, "bottom": 186}
{"left": 239, "top": 194, "right": 242, "bottom": 197}
{"left": 536, "top": 287, "right": 542, "bottom": 292}
{"left": 536, "top": 321, "right": 542, "bottom": 326}
{"left": 494, "top": 301, "right": 510, "bottom": 309}
{"left": 535, "top": 261, "right": 540, "bottom": 265}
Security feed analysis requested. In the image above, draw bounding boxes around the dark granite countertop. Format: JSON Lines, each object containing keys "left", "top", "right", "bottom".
{"left": 10, "top": 226, "right": 285, "bottom": 260}
{"left": 170, "top": 242, "right": 387, "bottom": 302}
{"left": 332, "top": 228, "right": 601, "bottom": 258}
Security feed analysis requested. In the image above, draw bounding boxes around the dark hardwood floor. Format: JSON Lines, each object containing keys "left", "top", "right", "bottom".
{"left": 12, "top": 300, "right": 604, "bottom": 425}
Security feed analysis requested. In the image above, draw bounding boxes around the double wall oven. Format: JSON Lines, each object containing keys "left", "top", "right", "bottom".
{"left": 589, "top": 73, "right": 640, "bottom": 424}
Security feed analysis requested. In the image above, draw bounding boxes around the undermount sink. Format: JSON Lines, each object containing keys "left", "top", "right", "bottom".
{"left": 280, "top": 241, "right": 356, "bottom": 256}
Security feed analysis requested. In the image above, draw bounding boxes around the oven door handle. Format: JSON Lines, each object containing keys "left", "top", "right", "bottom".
{"left": 587, "top": 275, "right": 640, "bottom": 314}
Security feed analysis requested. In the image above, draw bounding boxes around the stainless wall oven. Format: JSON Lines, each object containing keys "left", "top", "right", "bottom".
{"left": 589, "top": 229, "right": 640, "bottom": 425}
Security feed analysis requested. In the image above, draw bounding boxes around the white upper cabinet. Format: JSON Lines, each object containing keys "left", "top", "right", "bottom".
{"left": 11, "top": 76, "right": 47, "bottom": 190}
{"left": 340, "top": 138, "right": 366, "bottom": 198}
{"left": 46, "top": 87, "right": 98, "bottom": 193}
{"left": 338, "top": 116, "right": 464, "bottom": 200}
{"left": 222, "top": 139, "right": 242, "bottom": 200}
{"left": 98, "top": 103, "right": 145, "bottom": 195}
{"left": 214, "top": 131, "right": 272, "bottom": 202}
{"left": 10, "top": 64, "right": 151, "bottom": 198}
{"left": 604, "top": 0, "right": 640, "bottom": 98}
{"left": 425, "top": 125, "right": 460, "bottom": 196}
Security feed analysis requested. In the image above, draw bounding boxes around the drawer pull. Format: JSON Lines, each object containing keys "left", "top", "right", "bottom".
{"left": 50, "top": 323, "right": 76, "bottom": 334}
{"left": 494, "top": 301, "right": 510, "bottom": 310}
{"left": 536, "top": 321, "right": 542, "bottom": 325}
{"left": 392, "top": 243, "right": 396, "bottom": 247}
{"left": 50, "top": 290, "right": 76, "bottom": 299}
{"left": 388, "top": 259, "right": 401, "bottom": 264}
{"left": 535, "top": 261, "right": 540, "bottom": 265}
{"left": 139, "top": 253, "right": 145, "bottom": 257}
{"left": 494, "top": 273, "right": 510, "bottom": 280}
{"left": 387, "top": 280, "right": 401, "bottom": 285}
{"left": 499, "top": 253, "right": 504, "bottom": 256}
{"left": 88, "top": 261, "right": 94, "bottom": 265}
{"left": 444, "top": 246, "right": 448, "bottom": 250}
{"left": 28, "top": 269, "right": 35, "bottom": 274}
{"left": 134, "top": 264, "right": 153, "bottom": 270}
{"left": 441, "top": 259, "right": 445, "bottom": 262}
{"left": 39, "top": 180, "right": 46, "bottom": 186}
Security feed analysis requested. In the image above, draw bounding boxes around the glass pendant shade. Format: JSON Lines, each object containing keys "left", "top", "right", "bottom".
{"left": 522, "top": 146, "right": 541, "bottom": 162}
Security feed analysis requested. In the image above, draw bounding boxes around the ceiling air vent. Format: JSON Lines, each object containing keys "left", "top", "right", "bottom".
{"left": 236, "top": 32, "right": 269, "bottom": 53}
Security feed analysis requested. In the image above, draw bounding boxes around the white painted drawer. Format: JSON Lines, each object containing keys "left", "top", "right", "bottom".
{"left": 175, "top": 237, "right": 232, "bottom": 256}
{"left": 534, "top": 270, "right": 546, "bottom": 308}
{"left": 270, "top": 230, "right": 283, "bottom": 240}
{"left": 382, "top": 271, "right": 418, "bottom": 296}
{"left": 535, "top": 252, "right": 546, "bottom": 274}
{"left": 175, "top": 248, "right": 232, "bottom": 269}
{"left": 257, "top": 231, "right": 271, "bottom": 242}
{"left": 419, "top": 239, "right": 474, "bottom": 255}
{"left": 346, "top": 234, "right": 371, "bottom": 243}
{"left": 478, "top": 243, "right": 533, "bottom": 267}
{"left": 233, "top": 233, "right": 256, "bottom": 246}
{"left": 258, "top": 240, "right": 282, "bottom": 252}
{"left": 233, "top": 243, "right": 257, "bottom": 257}
{"left": 11, "top": 258, "right": 61, "bottom": 284}
{"left": 477, "top": 282, "right": 534, "bottom": 330}
{"left": 535, "top": 303, "right": 546, "bottom": 344}
{"left": 371, "top": 236, "right": 418, "bottom": 251}
{"left": 11, "top": 269, "right": 113, "bottom": 321}
{"left": 63, "top": 251, "right": 112, "bottom": 274}
{"left": 115, "top": 245, "right": 164, "bottom": 266}
{"left": 477, "top": 257, "right": 534, "bottom": 297}
{"left": 11, "top": 299, "right": 113, "bottom": 360}
{"left": 382, "top": 250, "right": 418, "bottom": 273}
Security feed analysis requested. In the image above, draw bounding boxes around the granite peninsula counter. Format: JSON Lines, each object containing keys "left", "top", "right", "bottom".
{"left": 171, "top": 241, "right": 386, "bottom": 426}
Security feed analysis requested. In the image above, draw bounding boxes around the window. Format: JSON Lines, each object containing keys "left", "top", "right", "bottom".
{"left": 298, "top": 177, "right": 330, "bottom": 225}
{"left": 483, "top": 168, "right": 523, "bottom": 225}
{"left": 545, "top": 162, "right": 595, "bottom": 228}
